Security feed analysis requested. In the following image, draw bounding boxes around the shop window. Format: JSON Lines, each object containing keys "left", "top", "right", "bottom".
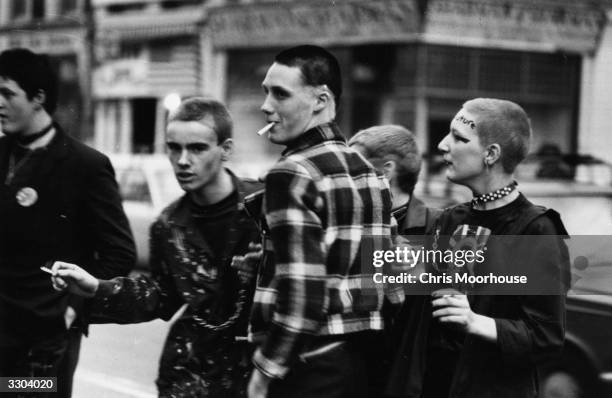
{"left": 131, "top": 98, "right": 157, "bottom": 154}
{"left": 10, "top": 0, "right": 27, "bottom": 19}
{"left": 351, "top": 45, "right": 396, "bottom": 132}
{"left": 528, "top": 53, "right": 578, "bottom": 98}
{"left": 424, "top": 45, "right": 578, "bottom": 105}
{"left": 477, "top": 50, "right": 522, "bottom": 94}
{"left": 59, "top": 0, "right": 78, "bottom": 14}
{"left": 427, "top": 46, "right": 470, "bottom": 90}
{"left": 394, "top": 46, "right": 418, "bottom": 89}
{"left": 227, "top": 49, "right": 278, "bottom": 96}
{"left": 150, "top": 44, "right": 173, "bottom": 63}
{"left": 107, "top": 3, "right": 146, "bottom": 14}
{"left": 161, "top": 0, "right": 203, "bottom": 9}
{"left": 352, "top": 97, "right": 380, "bottom": 133}
{"left": 32, "top": 0, "right": 45, "bottom": 19}
{"left": 120, "top": 43, "right": 142, "bottom": 60}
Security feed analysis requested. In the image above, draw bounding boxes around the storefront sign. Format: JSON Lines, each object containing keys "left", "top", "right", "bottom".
{"left": 0, "top": 28, "right": 85, "bottom": 54}
{"left": 209, "top": 0, "right": 420, "bottom": 48}
{"left": 425, "top": 0, "right": 605, "bottom": 52}
{"left": 93, "top": 58, "right": 149, "bottom": 97}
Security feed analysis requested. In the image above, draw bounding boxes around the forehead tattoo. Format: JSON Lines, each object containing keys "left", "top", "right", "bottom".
{"left": 454, "top": 114, "right": 476, "bottom": 130}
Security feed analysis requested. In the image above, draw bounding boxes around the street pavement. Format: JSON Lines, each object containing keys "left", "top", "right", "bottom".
{"left": 72, "top": 320, "right": 170, "bottom": 398}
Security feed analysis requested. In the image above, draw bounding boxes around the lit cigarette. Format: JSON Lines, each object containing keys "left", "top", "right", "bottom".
{"left": 257, "top": 122, "right": 275, "bottom": 136}
{"left": 40, "top": 266, "right": 55, "bottom": 275}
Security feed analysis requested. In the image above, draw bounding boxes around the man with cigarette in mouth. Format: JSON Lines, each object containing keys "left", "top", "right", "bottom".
{"left": 0, "top": 48, "right": 135, "bottom": 397}
{"left": 245, "top": 45, "right": 400, "bottom": 398}
{"left": 52, "top": 98, "right": 263, "bottom": 397}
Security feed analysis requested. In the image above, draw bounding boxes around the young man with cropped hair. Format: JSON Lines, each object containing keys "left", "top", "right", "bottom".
{"left": 52, "top": 97, "right": 262, "bottom": 397}
{"left": 246, "top": 45, "right": 401, "bottom": 398}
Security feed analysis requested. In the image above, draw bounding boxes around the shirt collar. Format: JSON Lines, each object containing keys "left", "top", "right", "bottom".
{"left": 406, "top": 196, "right": 428, "bottom": 229}
{"left": 393, "top": 196, "right": 428, "bottom": 232}
{"left": 282, "top": 122, "right": 345, "bottom": 156}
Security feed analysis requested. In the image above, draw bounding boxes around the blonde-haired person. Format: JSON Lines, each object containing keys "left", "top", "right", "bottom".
{"left": 349, "top": 124, "right": 441, "bottom": 237}
{"left": 52, "top": 98, "right": 262, "bottom": 397}
{"left": 386, "top": 98, "right": 570, "bottom": 398}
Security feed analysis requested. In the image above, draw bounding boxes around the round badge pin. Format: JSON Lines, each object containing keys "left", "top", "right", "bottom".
{"left": 16, "top": 187, "right": 38, "bottom": 207}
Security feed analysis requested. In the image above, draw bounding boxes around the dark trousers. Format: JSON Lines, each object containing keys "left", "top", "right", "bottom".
{"left": 268, "top": 332, "right": 382, "bottom": 398}
{"left": 0, "top": 327, "right": 81, "bottom": 398}
{"left": 56, "top": 327, "right": 82, "bottom": 398}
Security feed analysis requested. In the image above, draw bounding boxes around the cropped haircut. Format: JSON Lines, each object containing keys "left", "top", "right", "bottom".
{"left": 0, "top": 48, "right": 58, "bottom": 114}
{"left": 274, "top": 45, "right": 342, "bottom": 104}
{"left": 463, "top": 98, "right": 532, "bottom": 174}
{"left": 168, "top": 97, "right": 233, "bottom": 143}
{"left": 349, "top": 124, "right": 422, "bottom": 194}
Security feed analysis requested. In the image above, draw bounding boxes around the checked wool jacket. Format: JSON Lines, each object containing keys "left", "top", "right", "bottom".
{"left": 246, "top": 122, "right": 403, "bottom": 379}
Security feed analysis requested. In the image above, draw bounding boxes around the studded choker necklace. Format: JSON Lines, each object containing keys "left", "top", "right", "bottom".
{"left": 471, "top": 181, "right": 517, "bottom": 207}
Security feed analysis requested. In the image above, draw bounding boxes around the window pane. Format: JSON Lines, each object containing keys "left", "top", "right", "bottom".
{"left": 528, "top": 53, "right": 579, "bottom": 99}
{"left": 32, "top": 0, "right": 45, "bottom": 19}
{"left": 478, "top": 50, "right": 522, "bottom": 94}
{"left": 426, "top": 46, "right": 470, "bottom": 90}
{"left": 60, "top": 0, "right": 78, "bottom": 14}
{"left": 11, "top": 0, "right": 26, "bottom": 19}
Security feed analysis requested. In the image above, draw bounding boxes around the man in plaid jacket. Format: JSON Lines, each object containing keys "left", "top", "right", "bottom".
{"left": 246, "top": 45, "right": 402, "bottom": 398}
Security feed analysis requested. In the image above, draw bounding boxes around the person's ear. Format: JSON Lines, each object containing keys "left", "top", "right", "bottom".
{"left": 313, "top": 85, "right": 331, "bottom": 113}
{"left": 382, "top": 160, "right": 396, "bottom": 181}
{"left": 220, "top": 138, "right": 234, "bottom": 161}
{"left": 32, "top": 89, "right": 46, "bottom": 110}
{"left": 484, "top": 143, "right": 501, "bottom": 167}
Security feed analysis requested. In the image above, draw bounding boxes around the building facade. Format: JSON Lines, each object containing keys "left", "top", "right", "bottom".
{"left": 0, "top": 0, "right": 94, "bottom": 142}
{"left": 1, "top": 0, "right": 610, "bottom": 175}
{"left": 92, "top": 0, "right": 209, "bottom": 154}
{"left": 207, "top": 0, "right": 611, "bottom": 173}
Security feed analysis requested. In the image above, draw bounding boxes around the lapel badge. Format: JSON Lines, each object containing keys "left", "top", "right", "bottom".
{"left": 16, "top": 187, "right": 38, "bottom": 207}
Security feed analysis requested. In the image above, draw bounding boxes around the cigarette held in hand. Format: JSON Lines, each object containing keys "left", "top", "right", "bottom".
{"left": 40, "top": 266, "right": 55, "bottom": 275}
{"left": 257, "top": 122, "right": 275, "bottom": 136}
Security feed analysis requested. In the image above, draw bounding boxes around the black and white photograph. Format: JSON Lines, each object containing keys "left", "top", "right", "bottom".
{"left": 1, "top": 1, "right": 612, "bottom": 397}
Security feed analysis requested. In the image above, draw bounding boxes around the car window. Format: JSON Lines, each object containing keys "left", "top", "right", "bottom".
{"left": 117, "top": 168, "right": 152, "bottom": 203}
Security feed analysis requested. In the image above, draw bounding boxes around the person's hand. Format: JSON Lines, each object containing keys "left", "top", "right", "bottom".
{"left": 51, "top": 261, "right": 99, "bottom": 298}
{"left": 247, "top": 368, "right": 271, "bottom": 398}
{"left": 232, "top": 242, "right": 262, "bottom": 284}
{"left": 431, "top": 290, "right": 476, "bottom": 333}
{"left": 431, "top": 289, "right": 497, "bottom": 341}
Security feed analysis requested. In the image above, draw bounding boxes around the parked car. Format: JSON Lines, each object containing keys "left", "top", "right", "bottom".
{"left": 524, "top": 181, "right": 612, "bottom": 398}
{"left": 110, "top": 154, "right": 183, "bottom": 267}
